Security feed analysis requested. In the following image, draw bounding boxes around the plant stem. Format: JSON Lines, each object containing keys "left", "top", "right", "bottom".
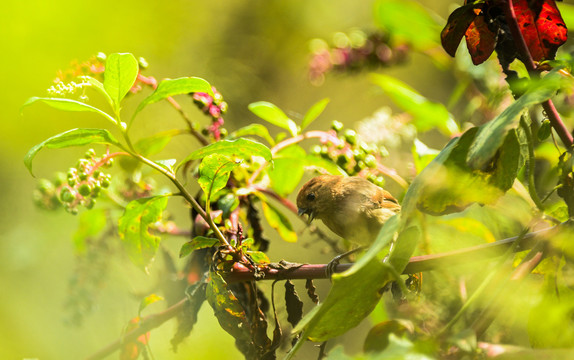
{"left": 520, "top": 116, "right": 545, "bottom": 210}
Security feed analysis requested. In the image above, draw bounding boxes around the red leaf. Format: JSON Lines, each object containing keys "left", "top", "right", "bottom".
{"left": 536, "top": 0, "right": 568, "bottom": 59}
{"left": 514, "top": 0, "right": 568, "bottom": 61}
{"left": 465, "top": 10, "right": 498, "bottom": 65}
{"left": 441, "top": 3, "right": 481, "bottom": 57}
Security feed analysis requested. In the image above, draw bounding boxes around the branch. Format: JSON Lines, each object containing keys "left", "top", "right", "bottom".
{"left": 85, "top": 226, "right": 558, "bottom": 359}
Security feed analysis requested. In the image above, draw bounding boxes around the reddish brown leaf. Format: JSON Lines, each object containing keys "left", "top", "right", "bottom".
{"left": 441, "top": 3, "right": 481, "bottom": 57}
{"left": 465, "top": 11, "right": 498, "bottom": 65}
{"left": 514, "top": 0, "right": 545, "bottom": 60}
{"left": 513, "top": 0, "right": 567, "bottom": 61}
{"left": 536, "top": 0, "right": 568, "bottom": 59}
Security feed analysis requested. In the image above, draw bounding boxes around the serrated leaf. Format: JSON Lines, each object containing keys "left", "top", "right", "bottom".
{"left": 229, "top": 123, "right": 275, "bottom": 145}
{"left": 24, "top": 128, "right": 124, "bottom": 176}
{"left": 198, "top": 154, "right": 242, "bottom": 201}
{"left": 467, "top": 69, "right": 566, "bottom": 170}
{"left": 248, "top": 101, "right": 298, "bottom": 136}
{"left": 133, "top": 77, "right": 213, "bottom": 119}
{"left": 21, "top": 97, "right": 117, "bottom": 124}
{"left": 301, "top": 98, "right": 330, "bottom": 130}
{"left": 118, "top": 195, "right": 169, "bottom": 272}
{"left": 177, "top": 138, "right": 271, "bottom": 172}
{"left": 180, "top": 236, "right": 219, "bottom": 258}
{"left": 138, "top": 294, "right": 164, "bottom": 315}
{"left": 103, "top": 53, "right": 139, "bottom": 111}
{"left": 73, "top": 209, "right": 107, "bottom": 253}
{"left": 260, "top": 199, "right": 297, "bottom": 243}
{"left": 371, "top": 74, "right": 458, "bottom": 135}
{"left": 268, "top": 145, "right": 307, "bottom": 197}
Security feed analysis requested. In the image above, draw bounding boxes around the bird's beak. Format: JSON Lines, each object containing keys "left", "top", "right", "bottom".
{"left": 298, "top": 208, "right": 315, "bottom": 224}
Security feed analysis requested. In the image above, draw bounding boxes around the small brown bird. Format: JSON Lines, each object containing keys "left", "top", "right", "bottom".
{"left": 297, "top": 175, "right": 401, "bottom": 245}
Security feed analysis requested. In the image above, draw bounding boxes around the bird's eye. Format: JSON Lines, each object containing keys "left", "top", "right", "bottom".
{"left": 306, "top": 193, "right": 316, "bottom": 201}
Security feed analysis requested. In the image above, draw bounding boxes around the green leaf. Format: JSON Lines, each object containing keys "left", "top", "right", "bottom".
{"left": 260, "top": 199, "right": 297, "bottom": 243}
{"left": 248, "top": 101, "right": 298, "bottom": 136}
{"left": 373, "top": 0, "right": 441, "bottom": 51}
{"left": 206, "top": 270, "right": 253, "bottom": 352}
{"left": 118, "top": 195, "right": 169, "bottom": 272}
{"left": 294, "top": 259, "right": 390, "bottom": 342}
{"left": 138, "top": 294, "right": 164, "bottom": 316}
{"left": 21, "top": 97, "right": 117, "bottom": 124}
{"left": 268, "top": 145, "right": 307, "bottom": 197}
{"left": 133, "top": 77, "right": 213, "bottom": 119}
{"left": 24, "top": 128, "right": 124, "bottom": 176}
{"left": 73, "top": 209, "right": 107, "bottom": 253}
{"left": 198, "top": 154, "right": 242, "bottom": 201}
{"left": 229, "top": 123, "right": 275, "bottom": 146}
{"left": 404, "top": 127, "right": 522, "bottom": 216}
{"left": 246, "top": 250, "right": 270, "bottom": 264}
{"left": 301, "top": 98, "right": 330, "bottom": 130}
{"left": 103, "top": 53, "right": 139, "bottom": 111}
{"left": 467, "top": 70, "right": 566, "bottom": 170}
{"left": 371, "top": 74, "right": 458, "bottom": 135}
{"left": 412, "top": 138, "right": 440, "bottom": 174}
{"left": 180, "top": 236, "right": 219, "bottom": 258}
{"left": 177, "top": 138, "right": 272, "bottom": 172}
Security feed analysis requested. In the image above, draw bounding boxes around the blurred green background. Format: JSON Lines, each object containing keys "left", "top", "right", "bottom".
{"left": 0, "top": 0, "right": 489, "bottom": 359}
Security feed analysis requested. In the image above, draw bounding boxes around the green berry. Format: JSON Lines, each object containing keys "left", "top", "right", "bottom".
{"left": 78, "top": 184, "right": 92, "bottom": 197}
{"left": 85, "top": 198, "right": 96, "bottom": 209}
{"left": 344, "top": 129, "right": 357, "bottom": 146}
{"left": 37, "top": 179, "right": 54, "bottom": 195}
{"left": 85, "top": 149, "right": 96, "bottom": 159}
{"left": 101, "top": 177, "right": 110, "bottom": 188}
{"left": 310, "top": 145, "right": 322, "bottom": 155}
{"left": 96, "top": 52, "right": 107, "bottom": 62}
{"left": 331, "top": 120, "right": 344, "bottom": 132}
{"left": 353, "top": 149, "right": 365, "bottom": 162}
{"left": 379, "top": 146, "right": 389, "bottom": 158}
{"left": 138, "top": 57, "right": 149, "bottom": 69}
{"left": 336, "top": 154, "right": 350, "bottom": 167}
{"left": 364, "top": 154, "right": 377, "bottom": 168}
{"left": 104, "top": 158, "right": 114, "bottom": 168}
{"left": 219, "top": 128, "right": 228, "bottom": 138}
{"left": 375, "top": 176, "right": 386, "bottom": 187}
{"left": 60, "top": 188, "right": 76, "bottom": 203}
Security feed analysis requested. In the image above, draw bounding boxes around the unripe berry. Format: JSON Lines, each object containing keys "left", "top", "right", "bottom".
{"left": 310, "top": 145, "right": 322, "bottom": 155}
{"left": 37, "top": 179, "right": 55, "bottom": 195}
{"left": 78, "top": 184, "right": 92, "bottom": 197}
{"left": 364, "top": 154, "right": 377, "bottom": 168}
{"left": 60, "top": 188, "right": 76, "bottom": 203}
{"left": 344, "top": 129, "right": 357, "bottom": 146}
{"left": 330, "top": 120, "right": 344, "bottom": 132}
{"left": 85, "top": 149, "right": 96, "bottom": 159}
{"left": 53, "top": 172, "right": 67, "bottom": 187}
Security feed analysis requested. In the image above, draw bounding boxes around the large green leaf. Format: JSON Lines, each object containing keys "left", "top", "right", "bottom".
{"left": 373, "top": 0, "right": 441, "bottom": 51}
{"left": 301, "top": 98, "right": 330, "bottom": 131}
{"left": 180, "top": 236, "right": 219, "bottom": 258}
{"left": 134, "top": 129, "right": 181, "bottom": 156}
{"left": 467, "top": 70, "right": 566, "bottom": 170}
{"left": 21, "top": 97, "right": 117, "bottom": 124}
{"left": 268, "top": 145, "right": 307, "bottom": 197}
{"left": 83, "top": 76, "right": 114, "bottom": 108}
{"left": 103, "top": 53, "right": 139, "bottom": 111}
{"left": 403, "top": 127, "right": 522, "bottom": 216}
{"left": 118, "top": 195, "right": 169, "bottom": 272}
{"left": 198, "top": 154, "right": 242, "bottom": 201}
{"left": 24, "top": 128, "right": 124, "bottom": 176}
{"left": 371, "top": 74, "right": 458, "bottom": 135}
{"left": 133, "top": 77, "right": 213, "bottom": 119}
{"left": 229, "top": 123, "right": 275, "bottom": 145}
{"left": 177, "top": 138, "right": 272, "bottom": 172}
{"left": 248, "top": 101, "right": 298, "bottom": 136}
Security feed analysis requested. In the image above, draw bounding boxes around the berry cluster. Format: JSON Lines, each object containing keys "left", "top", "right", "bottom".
{"left": 310, "top": 121, "right": 389, "bottom": 187}
{"left": 309, "top": 30, "right": 410, "bottom": 84}
{"left": 193, "top": 87, "right": 229, "bottom": 141}
{"left": 34, "top": 149, "right": 113, "bottom": 214}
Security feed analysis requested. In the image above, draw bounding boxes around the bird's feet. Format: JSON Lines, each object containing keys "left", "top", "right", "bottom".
{"left": 325, "top": 246, "right": 365, "bottom": 280}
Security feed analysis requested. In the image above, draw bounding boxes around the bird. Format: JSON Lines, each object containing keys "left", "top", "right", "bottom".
{"left": 296, "top": 175, "right": 401, "bottom": 246}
